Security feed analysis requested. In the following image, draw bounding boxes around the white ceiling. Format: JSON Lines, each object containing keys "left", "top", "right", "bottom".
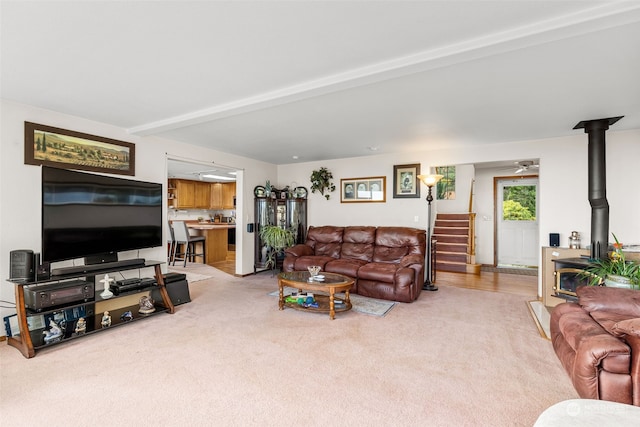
{"left": 2, "top": 1, "right": 640, "bottom": 167}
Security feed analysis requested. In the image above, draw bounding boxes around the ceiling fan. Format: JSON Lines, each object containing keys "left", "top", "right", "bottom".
{"left": 514, "top": 160, "right": 539, "bottom": 174}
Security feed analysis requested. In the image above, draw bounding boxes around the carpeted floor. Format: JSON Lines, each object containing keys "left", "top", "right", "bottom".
{"left": 0, "top": 267, "right": 577, "bottom": 426}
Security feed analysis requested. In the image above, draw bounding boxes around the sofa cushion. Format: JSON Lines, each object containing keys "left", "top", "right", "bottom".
{"left": 578, "top": 286, "right": 640, "bottom": 317}
{"left": 358, "top": 262, "right": 398, "bottom": 282}
{"left": 325, "top": 258, "right": 368, "bottom": 278}
{"left": 373, "top": 227, "right": 425, "bottom": 263}
{"left": 305, "top": 226, "right": 344, "bottom": 258}
{"left": 290, "top": 255, "right": 336, "bottom": 271}
{"left": 340, "top": 226, "right": 375, "bottom": 262}
{"left": 612, "top": 318, "right": 640, "bottom": 338}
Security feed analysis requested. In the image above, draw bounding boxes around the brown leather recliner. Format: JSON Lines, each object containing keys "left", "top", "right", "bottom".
{"left": 282, "top": 225, "right": 426, "bottom": 302}
{"left": 550, "top": 286, "right": 640, "bottom": 406}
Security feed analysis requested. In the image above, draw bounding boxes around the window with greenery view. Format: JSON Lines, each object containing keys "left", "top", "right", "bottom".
{"left": 502, "top": 185, "right": 536, "bottom": 220}
{"left": 435, "top": 166, "right": 455, "bottom": 200}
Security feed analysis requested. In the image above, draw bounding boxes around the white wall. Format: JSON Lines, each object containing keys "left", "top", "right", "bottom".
{"left": 0, "top": 100, "right": 277, "bottom": 325}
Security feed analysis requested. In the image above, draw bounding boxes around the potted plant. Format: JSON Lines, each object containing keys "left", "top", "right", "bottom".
{"left": 580, "top": 233, "right": 640, "bottom": 289}
{"left": 310, "top": 167, "right": 336, "bottom": 200}
{"left": 259, "top": 225, "right": 295, "bottom": 270}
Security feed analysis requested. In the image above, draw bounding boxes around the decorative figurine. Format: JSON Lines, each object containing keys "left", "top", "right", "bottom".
{"left": 99, "top": 274, "right": 114, "bottom": 299}
{"left": 138, "top": 295, "right": 156, "bottom": 315}
{"left": 43, "top": 319, "right": 63, "bottom": 344}
{"left": 120, "top": 311, "right": 133, "bottom": 322}
{"left": 101, "top": 311, "right": 112, "bottom": 328}
{"left": 74, "top": 317, "right": 87, "bottom": 335}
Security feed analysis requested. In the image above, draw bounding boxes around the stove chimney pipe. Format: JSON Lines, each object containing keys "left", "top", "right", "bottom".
{"left": 573, "top": 116, "right": 623, "bottom": 260}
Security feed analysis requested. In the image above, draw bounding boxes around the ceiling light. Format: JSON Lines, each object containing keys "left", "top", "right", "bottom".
{"left": 201, "top": 174, "right": 236, "bottom": 181}
{"left": 292, "top": 155, "right": 299, "bottom": 160}
{"left": 367, "top": 146, "right": 379, "bottom": 151}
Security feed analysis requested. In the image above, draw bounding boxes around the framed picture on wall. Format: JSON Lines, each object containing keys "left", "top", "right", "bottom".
{"left": 340, "top": 176, "right": 386, "bottom": 203}
{"left": 393, "top": 163, "right": 420, "bottom": 198}
{"left": 24, "top": 121, "right": 135, "bottom": 176}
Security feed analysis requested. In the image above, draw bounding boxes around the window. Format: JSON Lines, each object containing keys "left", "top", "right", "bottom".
{"left": 435, "top": 166, "right": 456, "bottom": 200}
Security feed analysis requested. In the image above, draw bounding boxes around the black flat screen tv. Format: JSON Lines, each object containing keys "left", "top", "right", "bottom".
{"left": 42, "top": 166, "right": 163, "bottom": 264}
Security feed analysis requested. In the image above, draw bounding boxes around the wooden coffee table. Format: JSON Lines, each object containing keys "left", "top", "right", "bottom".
{"left": 277, "top": 271, "right": 353, "bottom": 320}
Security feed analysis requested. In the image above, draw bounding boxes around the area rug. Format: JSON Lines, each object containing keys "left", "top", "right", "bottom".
{"left": 269, "top": 286, "right": 396, "bottom": 317}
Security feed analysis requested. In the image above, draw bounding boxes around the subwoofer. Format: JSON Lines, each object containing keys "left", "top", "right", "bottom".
{"left": 10, "top": 249, "right": 35, "bottom": 281}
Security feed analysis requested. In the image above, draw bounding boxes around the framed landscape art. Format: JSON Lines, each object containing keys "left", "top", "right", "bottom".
{"left": 24, "top": 122, "right": 135, "bottom": 175}
{"left": 340, "top": 176, "right": 386, "bottom": 203}
{"left": 393, "top": 163, "right": 420, "bottom": 198}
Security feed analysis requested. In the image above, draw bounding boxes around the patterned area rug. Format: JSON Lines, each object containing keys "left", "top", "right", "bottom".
{"left": 269, "top": 286, "right": 396, "bottom": 317}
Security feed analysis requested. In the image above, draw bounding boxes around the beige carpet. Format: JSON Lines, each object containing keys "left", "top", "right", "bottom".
{"left": 0, "top": 268, "right": 577, "bottom": 426}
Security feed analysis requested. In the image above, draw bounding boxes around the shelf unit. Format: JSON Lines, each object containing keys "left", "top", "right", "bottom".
{"left": 7, "top": 260, "right": 174, "bottom": 358}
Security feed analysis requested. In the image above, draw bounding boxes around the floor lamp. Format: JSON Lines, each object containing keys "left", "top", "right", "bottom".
{"left": 418, "top": 174, "right": 443, "bottom": 291}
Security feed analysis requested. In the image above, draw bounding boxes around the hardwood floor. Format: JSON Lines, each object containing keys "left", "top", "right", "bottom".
{"left": 436, "top": 270, "right": 537, "bottom": 297}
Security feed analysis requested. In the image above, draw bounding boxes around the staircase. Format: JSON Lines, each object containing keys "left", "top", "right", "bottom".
{"left": 433, "top": 213, "right": 481, "bottom": 275}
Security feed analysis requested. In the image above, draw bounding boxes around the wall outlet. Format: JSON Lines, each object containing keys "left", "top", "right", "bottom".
{"left": 414, "top": 216, "right": 419, "bottom": 222}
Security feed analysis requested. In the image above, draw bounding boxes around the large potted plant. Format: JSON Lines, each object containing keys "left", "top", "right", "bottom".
{"left": 259, "top": 225, "right": 295, "bottom": 270}
{"left": 580, "top": 233, "right": 640, "bottom": 289}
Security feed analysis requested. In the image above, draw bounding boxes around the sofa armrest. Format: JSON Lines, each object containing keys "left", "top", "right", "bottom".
{"left": 613, "top": 318, "right": 640, "bottom": 406}
{"left": 399, "top": 254, "right": 424, "bottom": 268}
{"left": 284, "top": 244, "right": 313, "bottom": 258}
{"left": 577, "top": 286, "right": 640, "bottom": 318}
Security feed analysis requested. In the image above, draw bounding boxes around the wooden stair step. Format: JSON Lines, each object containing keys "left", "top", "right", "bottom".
{"left": 436, "top": 261, "right": 468, "bottom": 273}
{"left": 437, "top": 252, "right": 467, "bottom": 263}
{"left": 433, "top": 234, "right": 468, "bottom": 244}
{"left": 436, "top": 213, "right": 470, "bottom": 220}
{"left": 436, "top": 242, "right": 467, "bottom": 253}
{"left": 434, "top": 227, "right": 469, "bottom": 235}
{"left": 435, "top": 219, "right": 469, "bottom": 227}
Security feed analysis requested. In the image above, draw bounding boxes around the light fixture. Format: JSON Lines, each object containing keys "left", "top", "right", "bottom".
{"left": 417, "top": 173, "right": 444, "bottom": 291}
{"left": 200, "top": 174, "right": 236, "bottom": 181}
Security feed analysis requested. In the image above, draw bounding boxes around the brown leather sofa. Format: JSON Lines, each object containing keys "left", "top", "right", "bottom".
{"left": 551, "top": 286, "right": 640, "bottom": 406}
{"left": 282, "top": 225, "right": 426, "bottom": 302}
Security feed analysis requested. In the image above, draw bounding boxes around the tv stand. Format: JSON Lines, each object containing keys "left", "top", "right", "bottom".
{"left": 7, "top": 260, "right": 173, "bottom": 359}
{"left": 50, "top": 258, "right": 146, "bottom": 277}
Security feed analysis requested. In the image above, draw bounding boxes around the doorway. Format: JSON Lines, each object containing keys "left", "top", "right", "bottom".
{"left": 495, "top": 176, "right": 539, "bottom": 267}
{"left": 166, "top": 156, "right": 243, "bottom": 276}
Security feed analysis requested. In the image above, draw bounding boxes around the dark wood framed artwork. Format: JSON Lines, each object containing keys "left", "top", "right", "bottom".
{"left": 393, "top": 163, "right": 420, "bottom": 198}
{"left": 340, "top": 176, "right": 386, "bottom": 203}
{"left": 24, "top": 122, "right": 135, "bottom": 176}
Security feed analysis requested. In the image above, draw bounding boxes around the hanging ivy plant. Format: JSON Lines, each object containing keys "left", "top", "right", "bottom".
{"left": 310, "top": 167, "right": 336, "bottom": 200}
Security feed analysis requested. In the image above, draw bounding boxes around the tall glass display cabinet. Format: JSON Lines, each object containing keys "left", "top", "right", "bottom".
{"left": 254, "top": 186, "right": 307, "bottom": 272}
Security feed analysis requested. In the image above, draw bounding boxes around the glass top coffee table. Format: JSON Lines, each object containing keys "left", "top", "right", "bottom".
{"left": 277, "top": 271, "right": 353, "bottom": 320}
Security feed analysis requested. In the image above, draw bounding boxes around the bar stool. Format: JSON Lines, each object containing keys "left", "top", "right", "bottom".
{"left": 167, "top": 221, "right": 176, "bottom": 264}
{"left": 171, "top": 221, "right": 206, "bottom": 267}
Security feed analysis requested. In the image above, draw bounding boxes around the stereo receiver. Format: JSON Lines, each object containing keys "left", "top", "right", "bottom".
{"left": 24, "top": 280, "right": 94, "bottom": 312}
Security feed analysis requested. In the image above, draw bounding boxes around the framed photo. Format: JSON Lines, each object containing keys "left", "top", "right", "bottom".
{"left": 24, "top": 122, "right": 135, "bottom": 176}
{"left": 341, "top": 176, "right": 386, "bottom": 203}
{"left": 393, "top": 163, "right": 420, "bottom": 198}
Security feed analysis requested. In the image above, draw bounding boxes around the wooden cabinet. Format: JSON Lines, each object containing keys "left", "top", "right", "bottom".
{"left": 169, "top": 179, "right": 236, "bottom": 210}
{"left": 541, "top": 246, "right": 589, "bottom": 307}
{"left": 194, "top": 182, "right": 211, "bottom": 208}
{"left": 173, "top": 179, "right": 195, "bottom": 209}
{"left": 210, "top": 183, "right": 223, "bottom": 209}
{"left": 222, "top": 182, "right": 236, "bottom": 209}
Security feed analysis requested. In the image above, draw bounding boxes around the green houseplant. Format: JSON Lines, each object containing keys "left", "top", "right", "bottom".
{"left": 259, "top": 225, "right": 295, "bottom": 270}
{"left": 580, "top": 233, "right": 640, "bottom": 289}
{"left": 310, "top": 167, "right": 336, "bottom": 200}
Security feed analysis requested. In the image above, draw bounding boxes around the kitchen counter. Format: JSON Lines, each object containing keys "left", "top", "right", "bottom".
{"left": 185, "top": 222, "right": 235, "bottom": 264}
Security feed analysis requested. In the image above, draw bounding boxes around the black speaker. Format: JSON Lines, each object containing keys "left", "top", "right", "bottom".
{"left": 151, "top": 273, "right": 191, "bottom": 306}
{"left": 10, "top": 250, "right": 35, "bottom": 281}
{"left": 549, "top": 233, "right": 560, "bottom": 247}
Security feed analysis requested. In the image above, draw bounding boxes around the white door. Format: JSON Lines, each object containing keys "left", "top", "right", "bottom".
{"left": 497, "top": 178, "right": 539, "bottom": 267}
